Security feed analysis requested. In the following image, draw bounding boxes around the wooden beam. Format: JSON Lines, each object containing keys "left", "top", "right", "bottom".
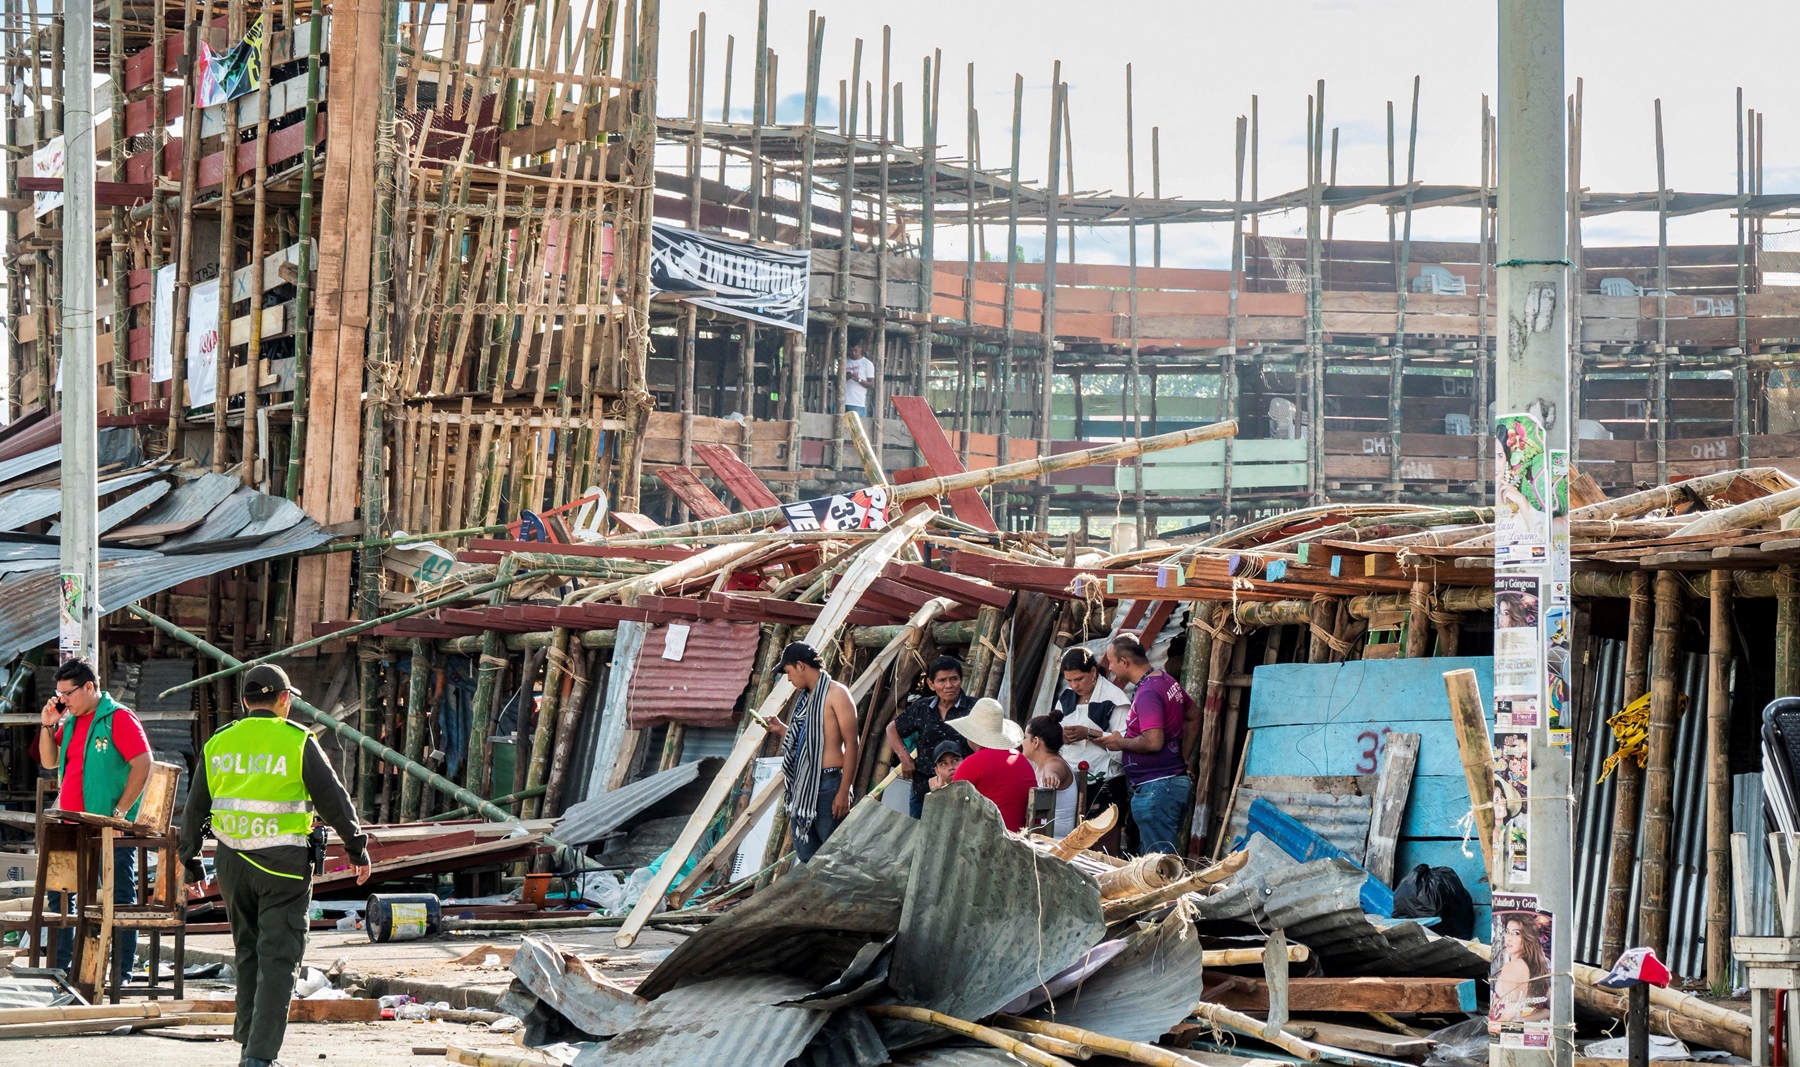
{"left": 1208, "top": 976, "right": 1478, "bottom": 1014}
{"left": 1363, "top": 731, "right": 1420, "bottom": 887}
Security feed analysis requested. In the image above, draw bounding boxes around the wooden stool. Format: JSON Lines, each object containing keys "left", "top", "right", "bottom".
{"left": 1, "top": 763, "right": 185, "bottom": 1001}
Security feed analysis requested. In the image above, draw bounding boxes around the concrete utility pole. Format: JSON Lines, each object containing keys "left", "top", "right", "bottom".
{"left": 60, "top": 0, "right": 100, "bottom": 661}
{"left": 1495, "top": 3, "right": 1572, "bottom": 1067}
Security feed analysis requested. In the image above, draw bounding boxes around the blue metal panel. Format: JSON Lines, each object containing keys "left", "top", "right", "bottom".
{"left": 1246, "top": 797, "right": 1394, "bottom": 917}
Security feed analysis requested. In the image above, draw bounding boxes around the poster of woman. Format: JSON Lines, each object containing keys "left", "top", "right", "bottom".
{"left": 1489, "top": 897, "right": 1553, "bottom": 1031}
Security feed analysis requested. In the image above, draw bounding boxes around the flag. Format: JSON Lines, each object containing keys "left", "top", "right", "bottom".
{"left": 197, "top": 15, "right": 264, "bottom": 108}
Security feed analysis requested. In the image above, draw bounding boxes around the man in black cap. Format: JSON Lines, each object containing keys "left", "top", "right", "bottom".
{"left": 179, "top": 665, "right": 372, "bottom": 1067}
{"left": 765, "top": 641, "right": 860, "bottom": 862}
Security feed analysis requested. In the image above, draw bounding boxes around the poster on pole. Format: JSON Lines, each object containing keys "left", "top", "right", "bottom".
{"left": 1490, "top": 892, "right": 1553, "bottom": 1045}
{"left": 1494, "top": 731, "right": 1531, "bottom": 883}
{"left": 1493, "top": 574, "right": 1541, "bottom": 729}
{"left": 151, "top": 264, "right": 177, "bottom": 383}
{"left": 1494, "top": 413, "right": 1549, "bottom": 566}
{"left": 648, "top": 222, "right": 811, "bottom": 332}
{"left": 58, "top": 574, "right": 83, "bottom": 662}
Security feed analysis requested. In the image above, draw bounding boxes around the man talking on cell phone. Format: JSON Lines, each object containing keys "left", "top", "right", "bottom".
{"left": 178, "top": 665, "right": 372, "bottom": 1067}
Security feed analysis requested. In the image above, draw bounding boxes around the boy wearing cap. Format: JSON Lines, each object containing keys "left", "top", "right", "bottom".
{"left": 179, "top": 665, "right": 372, "bottom": 1067}
{"left": 767, "top": 642, "right": 861, "bottom": 862}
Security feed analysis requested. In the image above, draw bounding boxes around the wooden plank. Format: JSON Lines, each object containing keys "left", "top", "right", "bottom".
{"left": 881, "top": 560, "right": 1014, "bottom": 610}
{"left": 1363, "top": 731, "right": 1420, "bottom": 887}
{"left": 652, "top": 466, "right": 731, "bottom": 520}
{"left": 889, "top": 395, "right": 999, "bottom": 531}
{"left": 1301, "top": 1021, "right": 1438, "bottom": 1057}
{"left": 1210, "top": 976, "right": 1478, "bottom": 1014}
{"left": 692, "top": 442, "right": 782, "bottom": 510}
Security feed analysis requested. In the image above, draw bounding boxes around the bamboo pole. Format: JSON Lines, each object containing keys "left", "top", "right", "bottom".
{"left": 543, "top": 647, "right": 597, "bottom": 818}
{"left": 1601, "top": 569, "right": 1653, "bottom": 965}
{"left": 1190, "top": 1002, "right": 1320, "bottom": 1061}
{"left": 1638, "top": 569, "right": 1683, "bottom": 956}
{"left": 162, "top": 567, "right": 557, "bottom": 697}
{"left": 242, "top": 2, "right": 272, "bottom": 486}
{"left": 428, "top": 785, "right": 544, "bottom": 822}
{"left": 1705, "top": 567, "right": 1732, "bottom": 987}
{"left": 1678, "top": 484, "right": 1800, "bottom": 537}
{"left": 1443, "top": 668, "right": 1498, "bottom": 880}
{"left": 1404, "top": 579, "right": 1430, "bottom": 658}
{"left": 521, "top": 627, "right": 572, "bottom": 819}
{"left": 1572, "top": 469, "right": 1785, "bottom": 522}
{"left": 213, "top": 0, "right": 244, "bottom": 474}
{"left": 862, "top": 1006, "right": 1072, "bottom": 1067}
{"left": 616, "top": 420, "right": 1239, "bottom": 542}
{"left": 1035, "top": 66, "right": 1064, "bottom": 529}
{"left": 1781, "top": 565, "right": 1800, "bottom": 697}
{"left": 127, "top": 606, "right": 570, "bottom": 849}
{"left": 400, "top": 638, "right": 432, "bottom": 821}
{"left": 997, "top": 1015, "right": 1205, "bottom": 1067}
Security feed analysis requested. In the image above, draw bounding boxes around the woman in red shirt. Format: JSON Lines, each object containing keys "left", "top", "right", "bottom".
{"left": 949, "top": 698, "right": 1039, "bottom": 831}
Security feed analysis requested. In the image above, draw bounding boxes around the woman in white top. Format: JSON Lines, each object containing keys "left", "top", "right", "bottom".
{"left": 1053, "top": 646, "right": 1132, "bottom": 781}
{"left": 1024, "top": 715, "right": 1079, "bottom": 837}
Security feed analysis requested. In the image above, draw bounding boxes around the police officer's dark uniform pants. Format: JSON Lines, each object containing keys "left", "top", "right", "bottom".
{"left": 216, "top": 847, "right": 311, "bottom": 1061}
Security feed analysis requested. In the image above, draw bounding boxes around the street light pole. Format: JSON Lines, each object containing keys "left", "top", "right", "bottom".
{"left": 60, "top": 0, "right": 99, "bottom": 662}
{"left": 1494, "top": 3, "right": 1573, "bottom": 1067}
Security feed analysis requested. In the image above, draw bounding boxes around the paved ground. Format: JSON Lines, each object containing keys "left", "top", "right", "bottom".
{"left": 32, "top": 1019, "right": 548, "bottom": 1067}
{"left": 174, "top": 924, "right": 691, "bottom": 1004}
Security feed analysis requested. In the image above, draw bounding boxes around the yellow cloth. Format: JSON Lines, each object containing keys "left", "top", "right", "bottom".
{"left": 1597, "top": 690, "right": 1688, "bottom": 783}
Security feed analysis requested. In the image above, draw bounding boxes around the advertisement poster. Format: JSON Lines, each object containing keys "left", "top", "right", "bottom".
{"left": 781, "top": 486, "right": 889, "bottom": 533}
{"left": 1494, "top": 575, "right": 1541, "bottom": 729}
{"left": 186, "top": 278, "right": 221, "bottom": 408}
{"left": 1495, "top": 414, "right": 1550, "bottom": 566}
{"left": 58, "top": 574, "right": 82, "bottom": 661}
{"left": 649, "top": 222, "right": 812, "bottom": 331}
{"left": 1490, "top": 892, "right": 1553, "bottom": 1045}
{"left": 1550, "top": 449, "right": 1571, "bottom": 587}
{"left": 1494, "top": 732, "right": 1531, "bottom": 883}
{"left": 1546, "top": 603, "right": 1571, "bottom": 746}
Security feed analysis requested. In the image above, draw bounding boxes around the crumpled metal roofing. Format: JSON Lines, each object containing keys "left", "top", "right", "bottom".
{"left": 625, "top": 619, "right": 761, "bottom": 729}
{"left": 551, "top": 759, "right": 706, "bottom": 847}
{"left": 794, "top": 1007, "right": 888, "bottom": 1067}
{"left": 1261, "top": 857, "right": 1487, "bottom": 978}
{"left": 882, "top": 782, "right": 1105, "bottom": 1050}
{"left": 0, "top": 468, "right": 166, "bottom": 531}
{"left": 637, "top": 797, "right": 918, "bottom": 999}
{"left": 137, "top": 471, "right": 240, "bottom": 526}
{"left": 1030, "top": 897, "right": 1207, "bottom": 1042}
{"left": 0, "top": 519, "right": 334, "bottom": 657}
{"left": 573, "top": 973, "right": 827, "bottom": 1067}
{"left": 510, "top": 935, "right": 646, "bottom": 1037}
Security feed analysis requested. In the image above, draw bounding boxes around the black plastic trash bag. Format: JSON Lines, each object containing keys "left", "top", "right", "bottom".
{"left": 1391, "top": 863, "right": 1476, "bottom": 940}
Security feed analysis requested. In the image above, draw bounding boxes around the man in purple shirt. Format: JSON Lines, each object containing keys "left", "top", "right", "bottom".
{"left": 1097, "top": 635, "right": 1197, "bottom": 856}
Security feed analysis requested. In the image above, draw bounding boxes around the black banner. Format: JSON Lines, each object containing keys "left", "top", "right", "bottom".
{"left": 649, "top": 222, "right": 811, "bottom": 331}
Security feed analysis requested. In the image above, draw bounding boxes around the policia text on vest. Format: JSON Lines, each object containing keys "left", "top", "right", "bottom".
{"left": 179, "top": 665, "right": 371, "bottom": 1067}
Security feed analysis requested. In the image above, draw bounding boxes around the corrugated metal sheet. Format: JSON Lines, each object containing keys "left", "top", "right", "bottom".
{"left": 0, "top": 519, "right": 334, "bottom": 656}
{"left": 638, "top": 798, "right": 917, "bottom": 999}
{"left": 1260, "top": 856, "right": 1488, "bottom": 978}
{"left": 794, "top": 1007, "right": 887, "bottom": 1067}
{"left": 161, "top": 486, "right": 258, "bottom": 550}
{"left": 1227, "top": 787, "right": 1373, "bottom": 863}
{"left": 551, "top": 759, "right": 705, "bottom": 846}
{"left": 1028, "top": 897, "right": 1205, "bottom": 1042}
{"left": 679, "top": 724, "right": 738, "bottom": 764}
{"left": 0, "top": 468, "right": 166, "bottom": 531}
{"left": 137, "top": 471, "right": 240, "bottom": 526}
{"left": 511, "top": 935, "right": 646, "bottom": 1037}
{"left": 0, "top": 443, "right": 58, "bottom": 484}
{"left": 882, "top": 782, "right": 1105, "bottom": 1050}
{"left": 573, "top": 974, "right": 826, "bottom": 1067}
{"left": 626, "top": 620, "right": 760, "bottom": 729}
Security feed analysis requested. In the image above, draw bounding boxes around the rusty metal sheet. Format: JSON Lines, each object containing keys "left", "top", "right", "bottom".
{"left": 882, "top": 782, "right": 1105, "bottom": 1049}
{"left": 511, "top": 935, "right": 646, "bottom": 1037}
{"left": 625, "top": 619, "right": 761, "bottom": 729}
{"left": 1029, "top": 897, "right": 1207, "bottom": 1042}
{"left": 636, "top": 798, "right": 918, "bottom": 999}
{"left": 574, "top": 974, "right": 825, "bottom": 1067}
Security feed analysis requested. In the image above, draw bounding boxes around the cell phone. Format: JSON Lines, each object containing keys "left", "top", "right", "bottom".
{"left": 52, "top": 697, "right": 67, "bottom": 712}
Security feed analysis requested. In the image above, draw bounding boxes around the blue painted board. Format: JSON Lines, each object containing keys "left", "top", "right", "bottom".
{"left": 1247, "top": 657, "right": 1496, "bottom": 728}
{"left": 1243, "top": 658, "right": 1497, "bottom": 942}
{"left": 1247, "top": 797, "right": 1394, "bottom": 917}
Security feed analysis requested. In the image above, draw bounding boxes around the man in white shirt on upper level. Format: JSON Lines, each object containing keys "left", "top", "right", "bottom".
{"left": 843, "top": 343, "right": 876, "bottom": 419}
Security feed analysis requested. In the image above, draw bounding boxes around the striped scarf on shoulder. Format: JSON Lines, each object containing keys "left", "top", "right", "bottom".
{"left": 780, "top": 672, "right": 832, "bottom": 841}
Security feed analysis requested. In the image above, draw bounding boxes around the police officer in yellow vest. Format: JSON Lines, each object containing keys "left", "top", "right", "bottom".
{"left": 179, "top": 665, "right": 371, "bottom": 1067}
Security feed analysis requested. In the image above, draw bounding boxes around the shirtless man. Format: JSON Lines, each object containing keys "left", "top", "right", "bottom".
{"left": 767, "top": 641, "right": 861, "bottom": 862}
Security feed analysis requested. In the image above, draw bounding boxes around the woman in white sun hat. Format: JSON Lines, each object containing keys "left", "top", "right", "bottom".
{"left": 947, "top": 697, "right": 1038, "bottom": 831}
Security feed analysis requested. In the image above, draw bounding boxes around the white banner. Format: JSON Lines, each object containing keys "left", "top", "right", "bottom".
{"left": 151, "top": 264, "right": 176, "bottom": 383}
{"left": 186, "top": 277, "right": 221, "bottom": 408}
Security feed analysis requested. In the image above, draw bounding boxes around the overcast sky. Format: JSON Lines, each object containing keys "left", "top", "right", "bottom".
{"left": 656, "top": 1, "right": 1800, "bottom": 269}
